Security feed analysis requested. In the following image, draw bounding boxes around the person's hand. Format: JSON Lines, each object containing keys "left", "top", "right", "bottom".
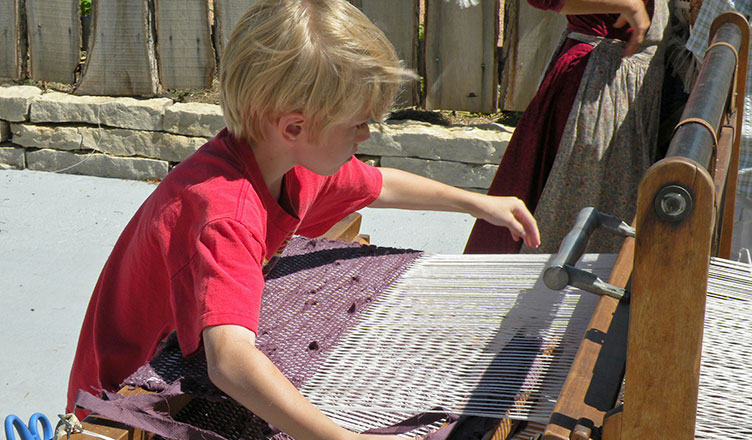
{"left": 612, "top": 0, "right": 650, "bottom": 57}
{"left": 474, "top": 195, "right": 541, "bottom": 249}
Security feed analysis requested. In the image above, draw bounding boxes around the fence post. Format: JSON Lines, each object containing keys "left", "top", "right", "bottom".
{"left": 155, "top": 0, "right": 216, "bottom": 89}
{"left": 499, "top": 0, "right": 566, "bottom": 111}
{"left": 424, "top": 0, "right": 499, "bottom": 113}
{"left": 27, "top": 0, "right": 81, "bottom": 84}
{"left": 356, "top": 0, "right": 420, "bottom": 108}
{"left": 75, "top": 0, "right": 160, "bottom": 96}
{"left": 0, "top": 0, "right": 27, "bottom": 80}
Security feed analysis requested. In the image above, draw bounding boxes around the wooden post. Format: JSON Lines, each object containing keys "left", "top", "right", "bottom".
{"left": 713, "top": 13, "right": 749, "bottom": 258}
{"left": 357, "top": 0, "right": 419, "bottom": 107}
{"left": 424, "top": 0, "right": 499, "bottom": 113}
{"left": 214, "top": 0, "right": 256, "bottom": 65}
{"left": 0, "top": 0, "right": 26, "bottom": 80}
{"left": 155, "top": 0, "right": 216, "bottom": 89}
{"left": 499, "top": 0, "right": 566, "bottom": 112}
{"left": 620, "top": 157, "right": 715, "bottom": 439}
{"left": 74, "top": 0, "right": 161, "bottom": 96}
{"left": 27, "top": 0, "right": 81, "bottom": 84}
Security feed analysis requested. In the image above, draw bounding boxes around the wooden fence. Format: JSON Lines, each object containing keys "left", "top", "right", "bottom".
{"left": 0, "top": 0, "right": 565, "bottom": 113}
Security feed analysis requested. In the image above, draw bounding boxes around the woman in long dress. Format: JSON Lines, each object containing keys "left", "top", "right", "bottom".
{"left": 465, "top": 0, "right": 669, "bottom": 254}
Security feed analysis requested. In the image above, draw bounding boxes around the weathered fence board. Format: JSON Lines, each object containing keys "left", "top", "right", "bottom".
{"left": 155, "top": 0, "right": 216, "bottom": 89}
{"left": 214, "top": 0, "right": 255, "bottom": 63}
{"left": 0, "top": 0, "right": 26, "bottom": 80}
{"left": 425, "top": 0, "right": 499, "bottom": 113}
{"left": 499, "top": 0, "right": 566, "bottom": 111}
{"left": 75, "top": 0, "right": 160, "bottom": 96}
{"left": 27, "top": 0, "right": 81, "bottom": 84}
{"left": 355, "top": 0, "right": 420, "bottom": 107}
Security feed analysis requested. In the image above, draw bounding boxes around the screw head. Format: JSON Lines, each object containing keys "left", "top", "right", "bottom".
{"left": 654, "top": 184, "right": 693, "bottom": 223}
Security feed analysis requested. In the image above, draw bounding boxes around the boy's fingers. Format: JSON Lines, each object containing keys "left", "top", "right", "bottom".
{"left": 514, "top": 208, "right": 540, "bottom": 249}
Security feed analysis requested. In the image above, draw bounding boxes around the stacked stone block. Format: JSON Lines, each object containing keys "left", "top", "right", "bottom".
{"left": 0, "top": 85, "right": 510, "bottom": 190}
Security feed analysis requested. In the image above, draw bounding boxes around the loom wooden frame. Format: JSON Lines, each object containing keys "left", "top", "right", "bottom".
{"left": 543, "top": 12, "right": 750, "bottom": 440}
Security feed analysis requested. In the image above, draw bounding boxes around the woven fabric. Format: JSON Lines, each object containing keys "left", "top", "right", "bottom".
{"left": 78, "top": 237, "right": 423, "bottom": 440}
{"left": 686, "top": 0, "right": 752, "bottom": 199}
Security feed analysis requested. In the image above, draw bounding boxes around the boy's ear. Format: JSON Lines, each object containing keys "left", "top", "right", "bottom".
{"left": 278, "top": 113, "right": 306, "bottom": 143}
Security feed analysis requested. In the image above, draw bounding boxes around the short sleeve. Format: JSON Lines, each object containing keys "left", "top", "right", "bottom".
{"left": 172, "top": 218, "right": 266, "bottom": 355}
{"left": 527, "top": 0, "right": 565, "bottom": 12}
{"left": 296, "top": 158, "right": 382, "bottom": 237}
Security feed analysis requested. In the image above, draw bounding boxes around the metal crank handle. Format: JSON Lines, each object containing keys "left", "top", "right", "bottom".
{"left": 542, "top": 207, "right": 634, "bottom": 301}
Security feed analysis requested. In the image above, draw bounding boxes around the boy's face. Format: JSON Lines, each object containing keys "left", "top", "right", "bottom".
{"left": 298, "top": 110, "right": 371, "bottom": 176}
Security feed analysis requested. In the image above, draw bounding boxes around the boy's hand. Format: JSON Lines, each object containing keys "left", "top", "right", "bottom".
{"left": 373, "top": 168, "right": 541, "bottom": 249}
{"left": 474, "top": 195, "right": 541, "bottom": 249}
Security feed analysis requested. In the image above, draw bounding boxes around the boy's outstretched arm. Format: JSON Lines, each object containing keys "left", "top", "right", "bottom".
{"left": 203, "top": 325, "right": 408, "bottom": 440}
{"left": 370, "top": 167, "right": 541, "bottom": 249}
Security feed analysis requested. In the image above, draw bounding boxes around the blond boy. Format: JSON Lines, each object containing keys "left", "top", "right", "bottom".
{"left": 67, "top": 1, "right": 539, "bottom": 438}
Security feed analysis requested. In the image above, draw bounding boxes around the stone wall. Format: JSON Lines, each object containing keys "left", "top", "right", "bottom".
{"left": 0, "top": 85, "right": 511, "bottom": 191}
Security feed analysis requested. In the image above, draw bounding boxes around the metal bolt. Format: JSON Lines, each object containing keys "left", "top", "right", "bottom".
{"left": 660, "top": 192, "right": 687, "bottom": 217}
{"left": 654, "top": 184, "right": 693, "bottom": 223}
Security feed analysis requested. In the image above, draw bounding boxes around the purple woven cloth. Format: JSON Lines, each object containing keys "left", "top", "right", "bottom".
{"left": 76, "top": 237, "right": 431, "bottom": 439}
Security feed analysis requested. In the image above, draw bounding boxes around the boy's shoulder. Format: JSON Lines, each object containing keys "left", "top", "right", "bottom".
{"left": 150, "top": 131, "right": 267, "bottom": 222}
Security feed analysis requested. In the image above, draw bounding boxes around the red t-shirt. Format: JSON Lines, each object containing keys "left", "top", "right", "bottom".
{"left": 66, "top": 128, "right": 382, "bottom": 415}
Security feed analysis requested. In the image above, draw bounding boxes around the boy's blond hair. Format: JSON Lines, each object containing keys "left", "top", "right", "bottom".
{"left": 219, "top": 0, "right": 414, "bottom": 145}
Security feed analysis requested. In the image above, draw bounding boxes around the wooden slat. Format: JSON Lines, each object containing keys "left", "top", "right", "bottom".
{"left": 543, "top": 237, "right": 633, "bottom": 439}
{"left": 27, "top": 0, "right": 81, "bottom": 83}
{"left": 620, "top": 157, "right": 715, "bottom": 439}
{"left": 499, "top": 0, "right": 566, "bottom": 112}
{"left": 214, "top": 0, "right": 255, "bottom": 64}
{"left": 713, "top": 124, "right": 735, "bottom": 256}
{"left": 321, "top": 212, "right": 363, "bottom": 243}
{"left": 155, "top": 0, "right": 216, "bottom": 89}
{"left": 715, "top": 12, "right": 750, "bottom": 259}
{"left": 0, "top": 0, "right": 26, "bottom": 80}
{"left": 71, "top": 388, "right": 153, "bottom": 440}
{"left": 356, "top": 0, "right": 419, "bottom": 107}
{"left": 75, "top": 0, "right": 160, "bottom": 96}
{"left": 424, "top": 0, "right": 499, "bottom": 113}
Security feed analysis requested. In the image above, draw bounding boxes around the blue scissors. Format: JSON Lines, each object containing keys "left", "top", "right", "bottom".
{"left": 3, "top": 414, "right": 53, "bottom": 440}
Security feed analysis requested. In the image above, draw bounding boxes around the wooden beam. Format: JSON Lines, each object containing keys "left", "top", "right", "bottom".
{"left": 619, "top": 157, "right": 714, "bottom": 439}
{"left": 714, "top": 12, "right": 749, "bottom": 259}
{"left": 543, "top": 237, "right": 633, "bottom": 439}
{"left": 322, "top": 212, "right": 364, "bottom": 243}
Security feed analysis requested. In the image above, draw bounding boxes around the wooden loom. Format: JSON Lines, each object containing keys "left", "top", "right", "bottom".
{"left": 540, "top": 11, "right": 750, "bottom": 440}
{"left": 66, "top": 12, "right": 750, "bottom": 440}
